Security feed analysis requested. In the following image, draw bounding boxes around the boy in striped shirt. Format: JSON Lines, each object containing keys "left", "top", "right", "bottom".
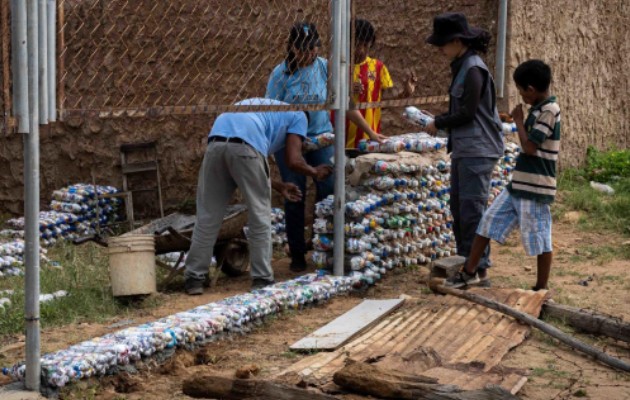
{"left": 446, "top": 60, "right": 559, "bottom": 291}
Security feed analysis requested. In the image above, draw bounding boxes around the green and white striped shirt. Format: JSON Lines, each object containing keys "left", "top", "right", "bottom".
{"left": 507, "top": 96, "right": 561, "bottom": 204}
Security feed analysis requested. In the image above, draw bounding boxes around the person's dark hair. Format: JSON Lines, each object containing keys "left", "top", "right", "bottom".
{"left": 513, "top": 59, "right": 552, "bottom": 92}
{"left": 355, "top": 19, "right": 376, "bottom": 47}
{"left": 285, "top": 22, "right": 321, "bottom": 75}
{"left": 460, "top": 30, "right": 491, "bottom": 54}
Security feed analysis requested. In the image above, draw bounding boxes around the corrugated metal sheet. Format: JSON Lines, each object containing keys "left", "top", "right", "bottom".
{"left": 279, "top": 288, "right": 548, "bottom": 395}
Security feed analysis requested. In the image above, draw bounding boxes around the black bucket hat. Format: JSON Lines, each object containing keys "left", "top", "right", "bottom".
{"left": 426, "top": 12, "right": 484, "bottom": 46}
{"left": 289, "top": 22, "right": 322, "bottom": 50}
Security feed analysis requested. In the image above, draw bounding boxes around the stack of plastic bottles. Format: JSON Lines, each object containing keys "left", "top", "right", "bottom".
{"left": 0, "top": 290, "right": 69, "bottom": 311}
{"left": 6, "top": 184, "right": 121, "bottom": 247}
{"left": 3, "top": 272, "right": 354, "bottom": 388}
{"left": 489, "top": 142, "right": 520, "bottom": 203}
{"left": 312, "top": 154, "right": 456, "bottom": 287}
{"left": 303, "top": 132, "right": 335, "bottom": 152}
{"left": 357, "top": 133, "right": 447, "bottom": 154}
{"left": 271, "top": 208, "right": 287, "bottom": 247}
{"left": 0, "top": 240, "right": 26, "bottom": 277}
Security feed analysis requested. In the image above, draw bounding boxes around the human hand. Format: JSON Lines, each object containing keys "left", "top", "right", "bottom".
{"left": 314, "top": 165, "right": 333, "bottom": 181}
{"left": 511, "top": 104, "right": 525, "bottom": 125}
{"left": 280, "top": 183, "right": 302, "bottom": 202}
{"left": 425, "top": 120, "right": 438, "bottom": 136}
{"left": 403, "top": 71, "right": 418, "bottom": 97}
{"left": 353, "top": 81, "right": 364, "bottom": 96}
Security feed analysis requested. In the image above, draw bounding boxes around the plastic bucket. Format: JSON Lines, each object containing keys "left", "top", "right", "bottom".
{"left": 107, "top": 234, "right": 156, "bottom": 297}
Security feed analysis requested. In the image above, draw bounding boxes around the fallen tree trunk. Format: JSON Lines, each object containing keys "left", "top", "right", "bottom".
{"left": 542, "top": 301, "right": 630, "bottom": 343}
{"left": 332, "top": 360, "right": 519, "bottom": 400}
{"left": 182, "top": 374, "right": 338, "bottom": 400}
{"left": 435, "top": 285, "right": 630, "bottom": 373}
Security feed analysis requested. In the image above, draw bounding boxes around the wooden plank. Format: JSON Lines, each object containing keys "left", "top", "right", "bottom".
{"left": 290, "top": 299, "right": 404, "bottom": 351}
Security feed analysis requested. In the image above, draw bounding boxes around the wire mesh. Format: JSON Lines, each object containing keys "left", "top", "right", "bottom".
{"left": 58, "top": 0, "right": 339, "bottom": 117}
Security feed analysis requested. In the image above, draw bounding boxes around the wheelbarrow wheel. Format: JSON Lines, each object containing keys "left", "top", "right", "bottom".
{"left": 219, "top": 240, "right": 250, "bottom": 277}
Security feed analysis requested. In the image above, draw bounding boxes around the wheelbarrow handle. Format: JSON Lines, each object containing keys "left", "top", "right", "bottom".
{"left": 73, "top": 235, "right": 109, "bottom": 247}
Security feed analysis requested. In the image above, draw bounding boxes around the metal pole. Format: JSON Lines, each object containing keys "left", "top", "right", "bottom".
{"left": 495, "top": 0, "right": 508, "bottom": 98}
{"left": 11, "top": 0, "right": 30, "bottom": 133}
{"left": 38, "top": 0, "right": 48, "bottom": 123}
{"left": 47, "top": 0, "right": 56, "bottom": 121}
{"left": 25, "top": 0, "right": 41, "bottom": 391}
{"left": 332, "top": 0, "right": 348, "bottom": 277}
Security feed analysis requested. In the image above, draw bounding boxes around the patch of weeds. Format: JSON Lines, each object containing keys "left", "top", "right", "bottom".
{"left": 280, "top": 351, "right": 298, "bottom": 359}
{"left": 0, "top": 242, "right": 161, "bottom": 336}
{"left": 530, "top": 364, "right": 570, "bottom": 379}
{"left": 558, "top": 149, "right": 630, "bottom": 236}
{"left": 573, "top": 389, "right": 588, "bottom": 398}
{"left": 554, "top": 268, "right": 581, "bottom": 277}
{"left": 597, "top": 274, "right": 625, "bottom": 285}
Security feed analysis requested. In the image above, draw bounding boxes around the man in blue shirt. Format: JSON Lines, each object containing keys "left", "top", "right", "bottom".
{"left": 185, "top": 98, "right": 333, "bottom": 295}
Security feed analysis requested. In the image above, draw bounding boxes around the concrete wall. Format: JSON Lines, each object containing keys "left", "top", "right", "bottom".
{"left": 504, "top": 0, "right": 630, "bottom": 168}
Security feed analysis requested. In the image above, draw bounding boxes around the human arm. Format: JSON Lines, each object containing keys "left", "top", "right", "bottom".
{"left": 431, "top": 67, "right": 485, "bottom": 132}
{"left": 285, "top": 134, "right": 333, "bottom": 180}
{"left": 512, "top": 104, "right": 556, "bottom": 156}
{"left": 347, "top": 109, "right": 386, "bottom": 143}
{"left": 382, "top": 70, "right": 417, "bottom": 100}
{"left": 265, "top": 66, "right": 286, "bottom": 100}
{"left": 271, "top": 180, "right": 302, "bottom": 202}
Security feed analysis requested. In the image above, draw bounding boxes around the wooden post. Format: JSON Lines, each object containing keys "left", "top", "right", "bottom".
{"left": 332, "top": 360, "right": 519, "bottom": 400}
{"left": 182, "top": 374, "right": 339, "bottom": 400}
{"left": 435, "top": 285, "right": 630, "bottom": 373}
{"left": 542, "top": 301, "right": 630, "bottom": 343}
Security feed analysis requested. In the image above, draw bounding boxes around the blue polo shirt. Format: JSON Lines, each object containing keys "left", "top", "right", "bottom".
{"left": 209, "top": 98, "right": 307, "bottom": 156}
{"left": 265, "top": 57, "right": 332, "bottom": 137}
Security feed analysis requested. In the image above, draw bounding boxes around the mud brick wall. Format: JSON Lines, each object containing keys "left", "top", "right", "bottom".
{"left": 504, "top": 0, "right": 630, "bottom": 168}
{"left": 6, "top": 0, "right": 629, "bottom": 214}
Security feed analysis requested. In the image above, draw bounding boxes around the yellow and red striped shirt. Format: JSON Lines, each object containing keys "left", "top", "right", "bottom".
{"left": 347, "top": 57, "right": 393, "bottom": 148}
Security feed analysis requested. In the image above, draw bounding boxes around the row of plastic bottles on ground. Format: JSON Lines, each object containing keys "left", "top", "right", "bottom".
{"left": 0, "top": 290, "right": 68, "bottom": 310}
{"left": 4, "top": 272, "right": 361, "bottom": 387}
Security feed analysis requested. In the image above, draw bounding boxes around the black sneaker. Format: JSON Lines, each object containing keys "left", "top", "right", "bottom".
{"left": 252, "top": 278, "right": 276, "bottom": 290}
{"left": 444, "top": 270, "right": 480, "bottom": 289}
{"left": 185, "top": 278, "right": 205, "bottom": 295}
{"left": 289, "top": 255, "right": 308, "bottom": 273}
{"left": 478, "top": 270, "right": 492, "bottom": 288}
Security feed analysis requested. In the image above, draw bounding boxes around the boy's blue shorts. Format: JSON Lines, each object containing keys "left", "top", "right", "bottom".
{"left": 477, "top": 189, "right": 553, "bottom": 256}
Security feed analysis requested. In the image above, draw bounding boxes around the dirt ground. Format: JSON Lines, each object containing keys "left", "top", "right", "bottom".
{"left": 1, "top": 215, "right": 629, "bottom": 399}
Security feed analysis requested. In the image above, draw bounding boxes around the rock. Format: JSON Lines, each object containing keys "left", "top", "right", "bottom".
{"left": 524, "top": 266, "right": 533, "bottom": 272}
{"left": 563, "top": 211, "right": 583, "bottom": 223}
{"left": 235, "top": 364, "right": 260, "bottom": 379}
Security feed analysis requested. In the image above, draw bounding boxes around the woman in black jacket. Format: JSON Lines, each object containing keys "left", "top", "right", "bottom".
{"left": 425, "top": 12, "right": 504, "bottom": 287}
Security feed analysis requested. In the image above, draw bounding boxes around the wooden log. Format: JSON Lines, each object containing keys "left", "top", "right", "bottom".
{"left": 435, "top": 285, "right": 630, "bottom": 373}
{"left": 332, "top": 360, "right": 519, "bottom": 400}
{"left": 182, "top": 374, "right": 338, "bottom": 400}
{"left": 542, "top": 301, "right": 630, "bottom": 343}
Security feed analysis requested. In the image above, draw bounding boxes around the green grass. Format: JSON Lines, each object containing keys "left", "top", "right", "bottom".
{"left": 0, "top": 242, "right": 161, "bottom": 336}
{"left": 568, "top": 245, "right": 630, "bottom": 266}
{"left": 556, "top": 171, "right": 630, "bottom": 236}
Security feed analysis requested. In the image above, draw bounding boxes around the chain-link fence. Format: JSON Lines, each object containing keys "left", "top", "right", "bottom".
{"left": 56, "top": 0, "right": 453, "bottom": 119}
{"left": 58, "top": 0, "right": 337, "bottom": 117}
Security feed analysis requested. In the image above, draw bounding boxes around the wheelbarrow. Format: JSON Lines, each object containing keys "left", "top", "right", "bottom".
{"left": 76, "top": 204, "right": 250, "bottom": 288}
